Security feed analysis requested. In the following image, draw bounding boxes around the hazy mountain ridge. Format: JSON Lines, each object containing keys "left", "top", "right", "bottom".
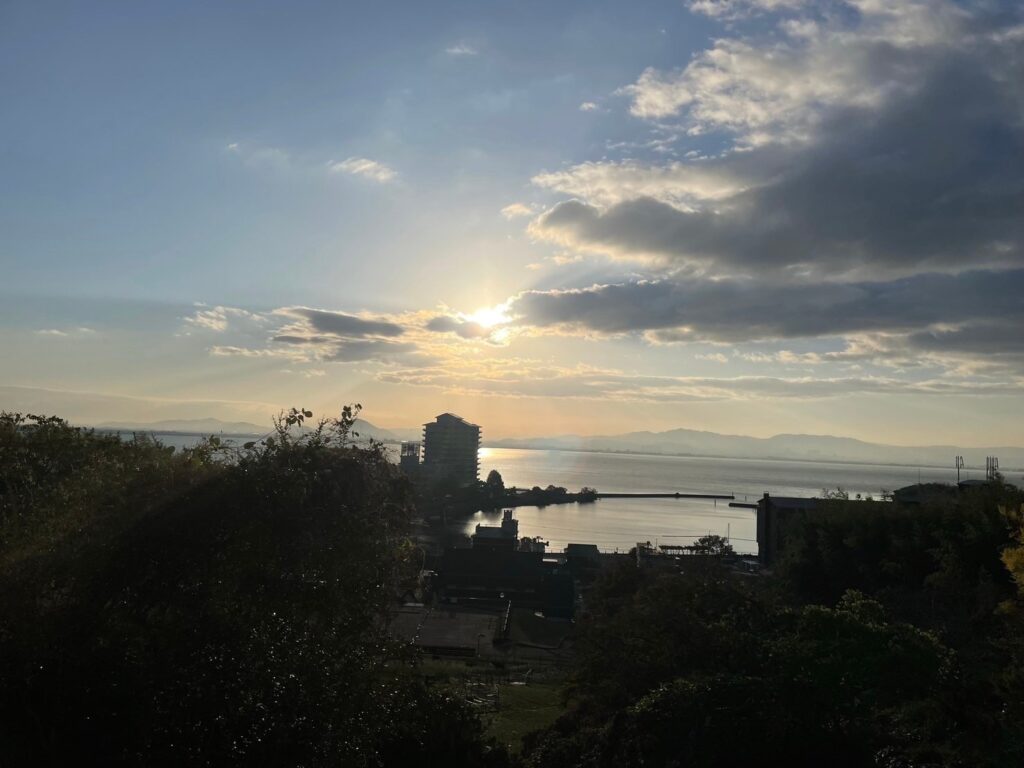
{"left": 94, "top": 417, "right": 403, "bottom": 442}
{"left": 90, "top": 417, "right": 1024, "bottom": 469}
{"left": 487, "top": 428, "right": 1024, "bottom": 470}
{"left": 97, "top": 418, "right": 270, "bottom": 435}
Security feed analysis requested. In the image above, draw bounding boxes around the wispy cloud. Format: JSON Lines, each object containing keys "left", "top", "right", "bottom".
{"left": 687, "top": 0, "right": 807, "bottom": 20}
{"left": 445, "top": 42, "right": 478, "bottom": 56}
{"left": 35, "top": 327, "right": 97, "bottom": 337}
{"left": 184, "top": 305, "right": 266, "bottom": 333}
{"left": 500, "top": 202, "right": 535, "bottom": 220}
{"left": 377, "top": 359, "right": 1023, "bottom": 403}
{"left": 327, "top": 156, "right": 398, "bottom": 183}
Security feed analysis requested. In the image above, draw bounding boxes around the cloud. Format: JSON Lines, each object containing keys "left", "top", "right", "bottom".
{"left": 531, "top": 60, "right": 1024, "bottom": 278}
{"left": 579, "top": 101, "right": 599, "bottom": 112}
{"left": 242, "top": 146, "right": 291, "bottom": 170}
{"left": 202, "top": 305, "right": 436, "bottom": 368}
{"left": 321, "top": 339, "right": 420, "bottom": 363}
{"left": 445, "top": 42, "right": 478, "bottom": 56}
{"left": 210, "top": 345, "right": 295, "bottom": 359}
{"left": 500, "top": 203, "right": 535, "bottom": 219}
{"left": 274, "top": 307, "right": 405, "bottom": 338}
{"left": 327, "top": 157, "right": 397, "bottom": 183}
{"left": 532, "top": 159, "right": 751, "bottom": 208}
{"left": 525, "top": 2, "right": 1021, "bottom": 281}
{"left": 511, "top": 270, "right": 1024, "bottom": 342}
{"left": 425, "top": 315, "right": 492, "bottom": 340}
{"left": 35, "top": 327, "right": 97, "bottom": 338}
{"left": 184, "top": 305, "right": 265, "bottom": 333}
{"left": 687, "top": 0, "right": 807, "bottom": 20}
{"left": 280, "top": 368, "right": 327, "bottom": 378}
{"left": 376, "top": 359, "right": 1022, "bottom": 403}
{"left": 621, "top": 0, "right": 972, "bottom": 137}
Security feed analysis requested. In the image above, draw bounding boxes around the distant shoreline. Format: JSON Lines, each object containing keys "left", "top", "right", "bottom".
{"left": 95, "top": 428, "right": 1020, "bottom": 474}
{"left": 95, "top": 428, "right": 268, "bottom": 439}
{"left": 480, "top": 444, "right": 1021, "bottom": 474}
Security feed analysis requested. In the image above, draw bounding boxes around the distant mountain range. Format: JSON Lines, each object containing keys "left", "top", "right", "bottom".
{"left": 96, "top": 418, "right": 271, "bottom": 435}
{"left": 486, "top": 428, "right": 1024, "bottom": 470}
{"left": 94, "top": 417, "right": 420, "bottom": 443}
{"left": 91, "top": 418, "right": 1024, "bottom": 471}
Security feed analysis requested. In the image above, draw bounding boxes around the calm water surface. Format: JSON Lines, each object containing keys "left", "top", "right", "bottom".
{"left": 137, "top": 433, "right": 987, "bottom": 556}
{"left": 461, "top": 447, "right": 977, "bottom": 555}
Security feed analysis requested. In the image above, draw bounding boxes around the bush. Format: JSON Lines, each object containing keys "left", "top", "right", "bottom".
{"left": 0, "top": 409, "right": 506, "bottom": 766}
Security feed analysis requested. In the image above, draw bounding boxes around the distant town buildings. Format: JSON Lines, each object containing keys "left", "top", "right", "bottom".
{"left": 472, "top": 508, "right": 519, "bottom": 550}
{"left": 436, "top": 547, "right": 575, "bottom": 619}
{"left": 399, "top": 441, "right": 421, "bottom": 475}
{"left": 421, "top": 412, "right": 480, "bottom": 486}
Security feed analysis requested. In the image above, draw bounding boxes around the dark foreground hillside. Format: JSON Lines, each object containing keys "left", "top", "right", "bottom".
{"left": 2, "top": 409, "right": 1023, "bottom": 767}
{"left": 0, "top": 410, "right": 510, "bottom": 767}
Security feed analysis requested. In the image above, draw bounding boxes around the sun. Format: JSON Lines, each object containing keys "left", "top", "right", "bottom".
{"left": 463, "top": 303, "right": 511, "bottom": 328}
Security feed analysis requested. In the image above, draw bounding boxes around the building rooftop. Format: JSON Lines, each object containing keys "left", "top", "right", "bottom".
{"left": 388, "top": 605, "right": 499, "bottom": 656}
{"left": 757, "top": 495, "right": 822, "bottom": 510}
{"left": 565, "top": 543, "right": 601, "bottom": 559}
{"left": 424, "top": 412, "right": 480, "bottom": 428}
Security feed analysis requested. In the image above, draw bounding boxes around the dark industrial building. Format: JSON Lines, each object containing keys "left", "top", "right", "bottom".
{"left": 399, "top": 440, "right": 421, "bottom": 475}
{"left": 435, "top": 548, "right": 575, "bottom": 619}
{"left": 472, "top": 508, "right": 519, "bottom": 550}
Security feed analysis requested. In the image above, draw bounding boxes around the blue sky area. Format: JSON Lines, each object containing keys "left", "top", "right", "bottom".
{"left": 2, "top": 0, "right": 1023, "bottom": 445}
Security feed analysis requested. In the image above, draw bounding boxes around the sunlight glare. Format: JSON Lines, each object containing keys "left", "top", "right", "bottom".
{"left": 463, "top": 303, "right": 511, "bottom": 328}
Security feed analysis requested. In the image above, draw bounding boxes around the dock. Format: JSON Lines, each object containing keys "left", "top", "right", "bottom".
{"left": 597, "top": 492, "right": 735, "bottom": 500}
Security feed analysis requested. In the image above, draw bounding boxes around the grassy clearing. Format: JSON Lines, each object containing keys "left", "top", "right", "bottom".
{"left": 485, "top": 683, "right": 565, "bottom": 752}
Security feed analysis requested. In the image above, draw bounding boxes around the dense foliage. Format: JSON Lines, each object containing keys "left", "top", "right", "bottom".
{"left": 4, "top": 408, "right": 1023, "bottom": 766}
{"left": 0, "top": 410, "right": 506, "bottom": 767}
{"left": 523, "top": 484, "right": 1024, "bottom": 767}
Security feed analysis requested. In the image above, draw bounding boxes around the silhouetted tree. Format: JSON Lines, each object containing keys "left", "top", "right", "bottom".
{"left": 0, "top": 409, "right": 508, "bottom": 767}
{"left": 691, "top": 534, "right": 734, "bottom": 556}
{"left": 486, "top": 469, "right": 505, "bottom": 491}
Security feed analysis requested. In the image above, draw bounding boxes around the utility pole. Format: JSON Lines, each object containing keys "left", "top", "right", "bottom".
{"left": 956, "top": 455, "right": 964, "bottom": 484}
{"left": 986, "top": 456, "right": 1000, "bottom": 481}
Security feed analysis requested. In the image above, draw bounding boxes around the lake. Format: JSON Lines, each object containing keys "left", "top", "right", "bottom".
{"left": 461, "top": 447, "right": 980, "bottom": 555}
{"left": 132, "top": 432, "right": 992, "bottom": 556}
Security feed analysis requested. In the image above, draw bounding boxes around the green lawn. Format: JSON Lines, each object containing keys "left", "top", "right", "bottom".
{"left": 486, "top": 683, "right": 565, "bottom": 752}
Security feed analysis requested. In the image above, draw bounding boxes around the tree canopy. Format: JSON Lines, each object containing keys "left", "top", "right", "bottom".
{"left": 0, "top": 410, "right": 508, "bottom": 767}
{"left": 522, "top": 483, "right": 1024, "bottom": 767}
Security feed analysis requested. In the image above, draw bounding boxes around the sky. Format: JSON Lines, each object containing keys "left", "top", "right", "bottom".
{"left": 2, "top": 0, "right": 1023, "bottom": 445}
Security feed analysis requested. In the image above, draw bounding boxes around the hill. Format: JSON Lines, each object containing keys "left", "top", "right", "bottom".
{"left": 487, "top": 427, "right": 1024, "bottom": 470}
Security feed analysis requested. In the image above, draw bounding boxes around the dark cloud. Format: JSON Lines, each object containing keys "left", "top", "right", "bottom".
{"left": 263, "top": 309, "right": 422, "bottom": 364}
{"left": 533, "top": 40, "right": 1024, "bottom": 279}
{"left": 425, "top": 315, "right": 491, "bottom": 339}
{"left": 323, "top": 339, "right": 419, "bottom": 362}
{"left": 510, "top": 269, "right": 1024, "bottom": 343}
{"left": 280, "top": 307, "right": 405, "bottom": 338}
{"left": 271, "top": 334, "right": 337, "bottom": 345}
{"left": 908, "top": 323, "right": 1024, "bottom": 357}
